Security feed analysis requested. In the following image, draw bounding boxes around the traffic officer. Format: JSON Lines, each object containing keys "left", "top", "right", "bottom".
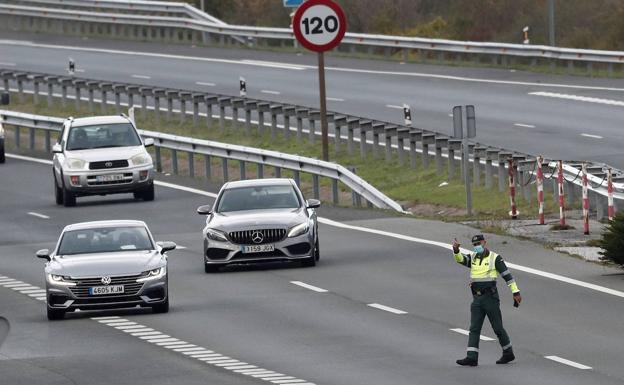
{"left": 453, "top": 234, "right": 522, "bottom": 366}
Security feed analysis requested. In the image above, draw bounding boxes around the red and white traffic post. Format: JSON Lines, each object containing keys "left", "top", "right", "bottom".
{"left": 582, "top": 163, "right": 589, "bottom": 235}
{"left": 557, "top": 160, "right": 566, "bottom": 227}
{"left": 508, "top": 159, "right": 518, "bottom": 219}
{"left": 608, "top": 168, "right": 615, "bottom": 220}
{"left": 293, "top": 0, "right": 346, "bottom": 161}
{"left": 536, "top": 155, "right": 545, "bottom": 225}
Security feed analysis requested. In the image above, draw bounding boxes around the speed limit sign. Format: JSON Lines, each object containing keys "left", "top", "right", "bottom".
{"left": 293, "top": 0, "right": 346, "bottom": 52}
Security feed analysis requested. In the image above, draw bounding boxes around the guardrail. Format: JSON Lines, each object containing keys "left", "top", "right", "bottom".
{"left": 2, "top": 1, "right": 624, "bottom": 74}
{"left": 0, "top": 69, "right": 622, "bottom": 219}
{"left": 0, "top": 108, "right": 406, "bottom": 213}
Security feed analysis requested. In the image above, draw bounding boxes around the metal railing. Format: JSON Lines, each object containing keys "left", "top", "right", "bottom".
{"left": 2, "top": 1, "right": 624, "bottom": 72}
{"left": 0, "top": 109, "right": 406, "bottom": 213}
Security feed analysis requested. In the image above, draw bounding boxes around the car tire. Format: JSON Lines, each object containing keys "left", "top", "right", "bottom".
{"left": 54, "top": 177, "right": 64, "bottom": 205}
{"left": 0, "top": 139, "right": 5, "bottom": 163}
{"left": 301, "top": 239, "right": 318, "bottom": 267}
{"left": 152, "top": 296, "right": 169, "bottom": 314}
{"left": 204, "top": 263, "right": 220, "bottom": 273}
{"left": 136, "top": 184, "right": 155, "bottom": 201}
{"left": 314, "top": 237, "right": 320, "bottom": 261}
{"left": 62, "top": 187, "right": 76, "bottom": 207}
{"left": 47, "top": 307, "right": 65, "bottom": 321}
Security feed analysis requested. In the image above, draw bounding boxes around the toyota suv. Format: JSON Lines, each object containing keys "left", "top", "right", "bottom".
{"left": 52, "top": 115, "right": 155, "bottom": 206}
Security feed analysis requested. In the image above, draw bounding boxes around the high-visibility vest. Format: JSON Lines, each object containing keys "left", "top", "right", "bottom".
{"left": 470, "top": 251, "right": 499, "bottom": 282}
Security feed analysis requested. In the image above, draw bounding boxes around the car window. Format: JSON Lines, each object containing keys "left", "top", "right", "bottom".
{"left": 57, "top": 226, "right": 154, "bottom": 255}
{"left": 66, "top": 123, "right": 141, "bottom": 151}
{"left": 217, "top": 185, "right": 301, "bottom": 212}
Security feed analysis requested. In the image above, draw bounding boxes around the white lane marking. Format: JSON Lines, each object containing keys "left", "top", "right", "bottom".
{"left": 0, "top": 62, "right": 16, "bottom": 66}
{"left": 581, "top": 133, "right": 603, "bottom": 139}
{"left": 240, "top": 59, "right": 306, "bottom": 71}
{"left": 545, "top": 355, "right": 592, "bottom": 370}
{"left": 175, "top": 245, "right": 187, "bottom": 250}
{"left": 91, "top": 316, "right": 121, "bottom": 320}
{"left": 326, "top": 97, "right": 345, "bottom": 102}
{"left": 140, "top": 334, "right": 170, "bottom": 340}
{"left": 106, "top": 321, "right": 137, "bottom": 327}
{"left": 131, "top": 74, "right": 151, "bottom": 79}
{"left": 261, "top": 90, "right": 281, "bottom": 95}
{"left": 317, "top": 217, "right": 624, "bottom": 300}
{"left": 75, "top": 69, "right": 85, "bottom": 73}
{"left": 226, "top": 365, "right": 257, "bottom": 370}
{"left": 27, "top": 212, "right": 50, "bottom": 219}
{"left": 448, "top": 113, "right": 453, "bottom": 117}
{"left": 450, "top": 328, "right": 495, "bottom": 341}
{"left": 131, "top": 331, "right": 161, "bottom": 336}
{"left": 196, "top": 81, "right": 216, "bottom": 87}
{"left": 165, "top": 344, "right": 196, "bottom": 349}
{"left": 290, "top": 281, "right": 328, "bottom": 293}
{"left": 153, "top": 180, "right": 217, "bottom": 198}
{"left": 529, "top": 91, "right": 624, "bottom": 106}
{"left": 115, "top": 325, "right": 146, "bottom": 330}
{"left": 13, "top": 285, "right": 39, "bottom": 291}
{"left": 514, "top": 123, "right": 536, "bottom": 128}
{"left": 1, "top": 282, "right": 27, "bottom": 287}
{"left": 386, "top": 104, "right": 404, "bottom": 109}
{"left": 367, "top": 303, "right": 408, "bottom": 315}
{"left": 20, "top": 289, "right": 46, "bottom": 294}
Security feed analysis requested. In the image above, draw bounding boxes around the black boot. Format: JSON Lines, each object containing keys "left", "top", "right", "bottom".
{"left": 496, "top": 348, "right": 515, "bottom": 364}
{"left": 456, "top": 357, "right": 478, "bottom": 367}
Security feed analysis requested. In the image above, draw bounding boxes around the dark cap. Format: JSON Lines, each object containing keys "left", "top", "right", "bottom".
{"left": 471, "top": 234, "right": 485, "bottom": 243}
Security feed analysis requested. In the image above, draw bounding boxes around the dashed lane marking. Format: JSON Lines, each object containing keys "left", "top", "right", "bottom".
{"left": 544, "top": 355, "right": 592, "bottom": 370}
{"left": 27, "top": 212, "right": 50, "bottom": 219}
{"left": 261, "top": 90, "right": 281, "bottom": 95}
{"left": 290, "top": 281, "right": 328, "bottom": 293}
{"left": 514, "top": 123, "right": 536, "bottom": 128}
{"left": 367, "top": 303, "right": 408, "bottom": 315}
{"left": 449, "top": 328, "right": 495, "bottom": 341}
{"left": 131, "top": 74, "right": 151, "bottom": 79}
{"left": 529, "top": 91, "right": 624, "bottom": 107}
{"left": 580, "top": 133, "right": 603, "bottom": 139}
{"left": 196, "top": 82, "right": 216, "bottom": 87}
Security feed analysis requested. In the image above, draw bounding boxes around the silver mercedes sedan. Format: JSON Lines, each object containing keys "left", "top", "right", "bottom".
{"left": 197, "top": 178, "right": 320, "bottom": 272}
{"left": 36, "top": 220, "right": 175, "bottom": 320}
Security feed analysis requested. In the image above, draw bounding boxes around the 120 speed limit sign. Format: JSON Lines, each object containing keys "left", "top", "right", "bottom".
{"left": 293, "top": 0, "right": 346, "bottom": 52}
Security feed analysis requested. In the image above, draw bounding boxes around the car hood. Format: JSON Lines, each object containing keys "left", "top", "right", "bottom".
{"left": 47, "top": 250, "right": 164, "bottom": 277}
{"left": 64, "top": 146, "right": 145, "bottom": 163}
{"left": 208, "top": 208, "right": 307, "bottom": 231}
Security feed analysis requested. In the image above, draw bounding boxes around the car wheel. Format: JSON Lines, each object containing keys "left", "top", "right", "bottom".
{"left": 139, "top": 184, "right": 155, "bottom": 201}
{"left": 0, "top": 139, "right": 5, "bottom": 163}
{"left": 204, "top": 263, "right": 220, "bottom": 273}
{"left": 301, "top": 239, "right": 318, "bottom": 267}
{"left": 62, "top": 187, "right": 76, "bottom": 207}
{"left": 152, "top": 296, "right": 169, "bottom": 314}
{"left": 54, "top": 177, "right": 64, "bottom": 205}
{"left": 47, "top": 307, "right": 65, "bottom": 321}
{"left": 314, "top": 237, "right": 320, "bottom": 261}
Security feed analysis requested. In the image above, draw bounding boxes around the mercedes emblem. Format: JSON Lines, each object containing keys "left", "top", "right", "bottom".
{"left": 101, "top": 276, "right": 111, "bottom": 285}
{"left": 251, "top": 231, "right": 264, "bottom": 244}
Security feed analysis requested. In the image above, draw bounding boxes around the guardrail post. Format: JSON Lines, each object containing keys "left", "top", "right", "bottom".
{"left": 372, "top": 122, "right": 384, "bottom": 159}
{"left": 447, "top": 139, "right": 461, "bottom": 179}
{"left": 74, "top": 80, "right": 86, "bottom": 110}
{"left": 171, "top": 149, "right": 178, "bottom": 175}
{"left": 309, "top": 110, "right": 320, "bottom": 144}
{"left": 32, "top": 75, "right": 44, "bottom": 104}
{"left": 485, "top": 149, "right": 498, "bottom": 190}
{"left": 473, "top": 146, "right": 487, "bottom": 186}
{"left": 179, "top": 92, "right": 192, "bottom": 123}
{"left": 435, "top": 136, "right": 448, "bottom": 174}
{"left": 15, "top": 73, "right": 27, "bottom": 103}
{"left": 396, "top": 128, "right": 409, "bottom": 166}
{"left": 257, "top": 163, "right": 264, "bottom": 178}
{"left": 45, "top": 76, "right": 57, "bottom": 107}
{"left": 346, "top": 118, "right": 358, "bottom": 155}
{"left": 86, "top": 81, "right": 98, "bottom": 113}
{"left": 99, "top": 83, "right": 112, "bottom": 114}
{"left": 313, "top": 174, "right": 320, "bottom": 199}
{"left": 244, "top": 100, "right": 257, "bottom": 134}
{"left": 139, "top": 87, "right": 152, "bottom": 120}
{"left": 113, "top": 84, "right": 124, "bottom": 114}
{"left": 512, "top": 155, "right": 526, "bottom": 200}
{"left": 359, "top": 120, "right": 372, "bottom": 159}
{"left": 333, "top": 116, "right": 346, "bottom": 152}
{"left": 239, "top": 160, "right": 246, "bottom": 180}
{"left": 332, "top": 179, "right": 339, "bottom": 204}
{"left": 205, "top": 96, "right": 217, "bottom": 128}
{"left": 498, "top": 152, "right": 512, "bottom": 192}
{"left": 204, "top": 155, "right": 211, "bottom": 180}
{"left": 348, "top": 167, "right": 362, "bottom": 207}
{"left": 270, "top": 105, "right": 282, "bottom": 140}
{"left": 14, "top": 126, "right": 20, "bottom": 148}
{"left": 422, "top": 133, "right": 435, "bottom": 170}
{"left": 232, "top": 99, "right": 245, "bottom": 130}
{"left": 188, "top": 151, "right": 195, "bottom": 178}
{"left": 165, "top": 90, "right": 176, "bottom": 120}
{"left": 45, "top": 130, "right": 51, "bottom": 152}
{"left": 293, "top": 170, "right": 300, "bottom": 186}
{"left": 257, "top": 102, "right": 270, "bottom": 135}
{"left": 29, "top": 127, "right": 35, "bottom": 150}
{"left": 153, "top": 89, "right": 165, "bottom": 123}
{"left": 275, "top": 166, "right": 282, "bottom": 177}
{"left": 154, "top": 146, "right": 162, "bottom": 172}
{"left": 218, "top": 97, "right": 232, "bottom": 131}
{"left": 296, "top": 108, "right": 308, "bottom": 143}
{"left": 60, "top": 77, "right": 73, "bottom": 107}
{"left": 283, "top": 106, "right": 296, "bottom": 140}
{"left": 1, "top": 71, "right": 10, "bottom": 92}
{"left": 384, "top": 125, "right": 397, "bottom": 162}
{"left": 409, "top": 130, "right": 422, "bottom": 169}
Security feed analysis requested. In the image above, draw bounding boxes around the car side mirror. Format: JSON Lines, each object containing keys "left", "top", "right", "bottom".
{"left": 306, "top": 199, "right": 321, "bottom": 209}
{"left": 197, "top": 205, "right": 213, "bottom": 215}
{"left": 52, "top": 143, "right": 62, "bottom": 153}
{"left": 36, "top": 249, "right": 51, "bottom": 261}
{"left": 144, "top": 138, "right": 154, "bottom": 147}
{"left": 157, "top": 241, "right": 176, "bottom": 254}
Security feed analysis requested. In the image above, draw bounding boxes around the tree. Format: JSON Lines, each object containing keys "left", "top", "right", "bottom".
{"left": 599, "top": 212, "right": 624, "bottom": 266}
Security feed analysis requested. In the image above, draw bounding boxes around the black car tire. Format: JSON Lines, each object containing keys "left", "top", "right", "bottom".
{"left": 54, "top": 177, "right": 64, "bottom": 205}
{"left": 0, "top": 139, "right": 5, "bottom": 163}
{"left": 47, "top": 307, "right": 65, "bottom": 320}
{"left": 152, "top": 296, "right": 169, "bottom": 314}
{"left": 62, "top": 187, "right": 76, "bottom": 207}
{"left": 204, "top": 263, "right": 220, "bottom": 273}
{"left": 314, "top": 237, "right": 320, "bottom": 261}
{"left": 135, "top": 184, "right": 155, "bottom": 201}
{"left": 301, "top": 238, "right": 318, "bottom": 267}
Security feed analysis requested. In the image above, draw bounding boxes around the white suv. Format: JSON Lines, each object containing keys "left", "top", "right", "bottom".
{"left": 52, "top": 115, "right": 155, "bottom": 207}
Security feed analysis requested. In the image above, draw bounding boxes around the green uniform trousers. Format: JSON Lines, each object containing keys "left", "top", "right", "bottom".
{"left": 467, "top": 292, "right": 511, "bottom": 359}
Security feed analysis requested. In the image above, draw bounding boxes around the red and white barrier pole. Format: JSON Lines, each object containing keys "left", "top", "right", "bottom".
{"left": 608, "top": 168, "right": 615, "bottom": 220}
{"left": 508, "top": 159, "right": 517, "bottom": 219}
{"left": 536, "top": 156, "right": 545, "bottom": 225}
{"left": 582, "top": 163, "right": 589, "bottom": 235}
{"left": 558, "top": 160, "right": 566, "bottom": 227}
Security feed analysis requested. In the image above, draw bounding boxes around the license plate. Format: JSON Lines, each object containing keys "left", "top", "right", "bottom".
{"left": 241, "top": 244, "right": 275, "bottom": 253}
{"left": 89, "top": 285, "right": 124, "bottom": 295}
{"left": 96, "top": 174, "right": 124, "bottom": 182}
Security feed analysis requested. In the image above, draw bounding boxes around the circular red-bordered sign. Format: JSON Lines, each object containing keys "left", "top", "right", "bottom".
{"left": 293, "top": 0, "right": 346, "bottom": 53}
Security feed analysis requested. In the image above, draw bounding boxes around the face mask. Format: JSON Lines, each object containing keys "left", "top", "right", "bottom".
{"left": 473, "top": 245, "right": 484, "bottom": 254}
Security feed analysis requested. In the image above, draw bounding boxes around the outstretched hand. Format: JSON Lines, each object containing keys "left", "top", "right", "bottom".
{"left": 452, "top": 238, "right": 460, "bottom": 253}
{"left": 513, "top": 293, "right": 522, "bottom": 308}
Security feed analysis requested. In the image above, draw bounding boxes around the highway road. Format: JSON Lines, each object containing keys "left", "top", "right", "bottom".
{"left": 1, "top": 155, "right": 624, "bottom": 385}
{"left": 1, "top": 32, "right": 624, "bottom": 169}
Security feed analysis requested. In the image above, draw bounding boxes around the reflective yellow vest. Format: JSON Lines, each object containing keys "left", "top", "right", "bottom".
{"left": 470, "top": 251, "right": 498, "bottom": 282}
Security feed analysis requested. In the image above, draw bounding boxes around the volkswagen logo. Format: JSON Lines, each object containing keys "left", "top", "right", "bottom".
{"left": 251, "top": 231, "right": 264, "bottom": 244}
{"left": 101, "top": 276, "right": 111, "bottom": 285}
{"left": 104, "top": 161, "right": 113, "bottom": 168}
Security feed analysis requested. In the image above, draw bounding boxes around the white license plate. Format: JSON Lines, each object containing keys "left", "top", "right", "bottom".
{"left": 96, "top": 174, "right": 124, "bottom": 182}
{"left": 241, "top": 244, "right": 275, "bottom": 253}
{"left": 89, "top": 285, "right": 125, "bottom": 295}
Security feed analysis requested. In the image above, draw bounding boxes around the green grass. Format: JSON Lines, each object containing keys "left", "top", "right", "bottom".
{"left": 2, "top": 93, "right": 564, "bottom": 219}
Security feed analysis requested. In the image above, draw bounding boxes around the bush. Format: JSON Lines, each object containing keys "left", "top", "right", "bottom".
{"left": 599, "top": 212, "right": 624, "bottom": 265}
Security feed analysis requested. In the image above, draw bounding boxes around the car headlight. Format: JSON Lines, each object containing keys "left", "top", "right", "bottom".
{"left": 131, "top": 153, "right": 152, "bottom": 166}
{"left": 288, "top": 222, "right": 309, "bottom": 238}
{"left": 136, "top": 267, "right": 166, "bottom": 282}
{"left": 206, "top": 228, "right": 228, "bottom": 242}
{"left": 47, "top": 274, "right": 76, "bottom": 286}
{"left": 64, "top": 158, "right": 86, "bottom": 170}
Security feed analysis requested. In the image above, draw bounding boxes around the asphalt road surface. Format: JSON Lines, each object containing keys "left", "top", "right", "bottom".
{"left": 1, "top": 155, "right": 624, "bottom": 385}
{"left": 1, "top": 32, "right": 624, "bottom": 169}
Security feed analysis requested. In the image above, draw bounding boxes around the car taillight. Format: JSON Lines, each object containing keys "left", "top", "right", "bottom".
{"left": 70, "top": 176, "right": 80, "bottom": 186}
{"left": 139, "top": 170, "right": 148, "bottom": 181}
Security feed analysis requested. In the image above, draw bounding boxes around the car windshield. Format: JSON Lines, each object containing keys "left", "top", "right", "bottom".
{"left": 57, "top": 226, "right": 154, "bottom": 255}
{"left": 217, "top": 185, "right": 301, "bottom": 212}
{"left": 66, "top": 123, "right": 141, "bottom": 151}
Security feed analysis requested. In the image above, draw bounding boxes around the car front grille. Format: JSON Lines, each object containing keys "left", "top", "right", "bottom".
{"left": 228, "top": 229, "right": 286, "bottom": 245}
{"left": 86, "top": 172, "right": 133, "bottom": 186}
{"left": 89, "top": 160, "right": 129, "bottom": 170}
{"left": 68, "top": 274, "right": 144, "bottom": 298}
{"left": 231, "top": 249, "right": 287, "bottom": 260}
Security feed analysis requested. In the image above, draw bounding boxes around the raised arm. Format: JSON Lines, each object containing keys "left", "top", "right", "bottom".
{"left": 452, "top": 238, "right": 471, "bottom": 268}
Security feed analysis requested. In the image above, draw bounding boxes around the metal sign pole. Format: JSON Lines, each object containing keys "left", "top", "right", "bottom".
{"left": 318, "top": 51, "right": 329, "bottom": 161}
